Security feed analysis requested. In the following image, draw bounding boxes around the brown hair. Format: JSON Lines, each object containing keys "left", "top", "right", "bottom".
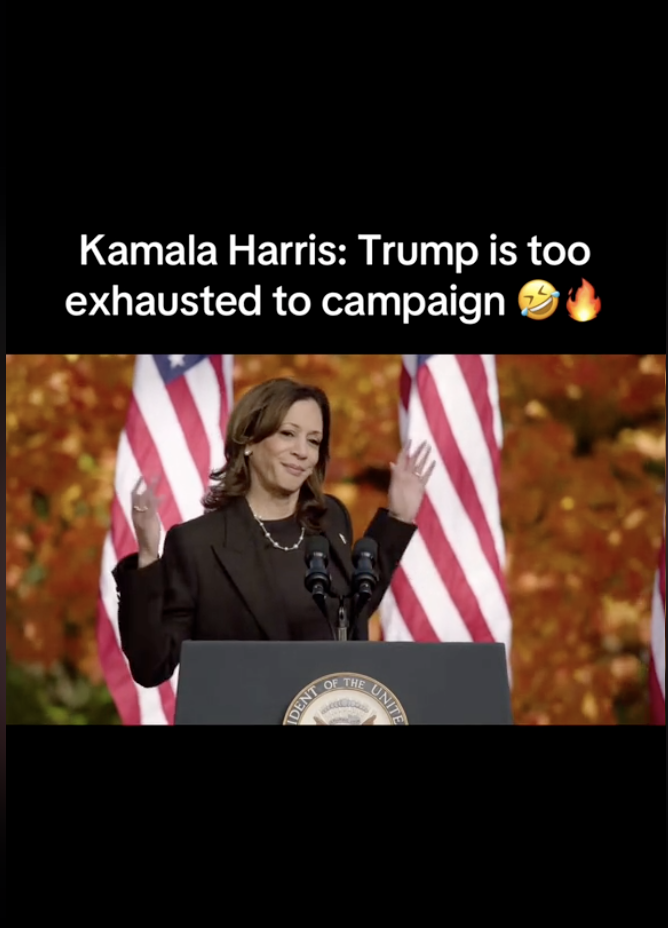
{"left": 202, "top": 377, "right": 331, "bottom": 532}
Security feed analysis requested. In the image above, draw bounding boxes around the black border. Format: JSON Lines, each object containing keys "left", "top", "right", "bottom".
{"left": 10, "top": 726, "right": 666, "bottom": 827}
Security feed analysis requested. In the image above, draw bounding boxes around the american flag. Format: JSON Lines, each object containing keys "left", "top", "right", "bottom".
{"left": 648, "top": 510, "right": 665, "bottom": 724}
{"left": 97, "top": 354, "right": 234, "bottom": 725}
{"left": 380, "top": 355, "right": 512, "bottom": 660}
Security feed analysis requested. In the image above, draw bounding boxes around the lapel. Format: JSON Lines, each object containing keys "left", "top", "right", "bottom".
{"left": 320, "top": 505, "right": 354, "bottom": 592}
{"left": 209, "top": 496, "right": 355, "bottom": 639}
{"left": 210, "top": 497, "right": 291, "bottom": 640}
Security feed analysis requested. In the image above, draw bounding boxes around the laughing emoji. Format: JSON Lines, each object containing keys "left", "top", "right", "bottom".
{"left": 519, "top": 280, "right": 560, "bottom": 319}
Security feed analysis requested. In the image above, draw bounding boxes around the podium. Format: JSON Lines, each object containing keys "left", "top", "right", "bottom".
{"left": 174, "top": 641, "right": 513, "bottom": 724}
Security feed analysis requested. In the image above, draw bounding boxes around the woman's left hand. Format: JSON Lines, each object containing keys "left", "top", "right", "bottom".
{"left": 387, "top": 440, "right": 436, "bottom": 524}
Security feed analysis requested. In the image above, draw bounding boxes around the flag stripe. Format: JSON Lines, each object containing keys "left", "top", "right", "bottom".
{"left": 185, "top": 362, "right": 226, "bottom": 477}
{"left": 417, "top": 365, "right": 504, "bottom": 581}
{"left": 99, "top": 532, "right": 167, "bottom": 725}
{"left": 378, "top": 585, "right": 414, "bottom": 641}
{"left": 391, "top": 530, "right": 478, "bottom": 642}
{"left": 482, "top": 355, "right": 504, "bottom": 451}
{"left": 166, "top": 375, "right": 212, "bottom": 491}
{"left": 419, "top": 496, "right": 496, "bottom": 641}
{"left": 399, "top": 372, "right": 510, "bottom": 633}
{"left": 97, "top": 354, "right": 233, "bottom": 725}
{"left": 389, "top": 566, "right": 441, "bottom": 643}
{"left": 111, "top": 469, "right": 173, "bottom": 723}
{"left": 381, "top": 355, "right": 512, "bottom": 668}
{"left": 456, "top": 354, "right": 501, "bottom": 488}
{"left": 131, "top": 358, "right": 206, "bottom": 524}
{"left": 125, "top": 398, "right": 182, "bottom": 532}
{"left": 96, "top": 596, "right": 142, "bottom": 725}
{"left": 111, "top": 495, "right": 175, "bottom": 722}
{"left": 98, "top": 433, "right": 170, "bottom": 725}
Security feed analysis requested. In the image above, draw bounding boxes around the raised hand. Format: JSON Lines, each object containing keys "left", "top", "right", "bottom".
{"left": 387, "top": 440, "right": 435, "bottom": 524}
{"left": 131, "top": 475, "right": 163, "bottom": 566}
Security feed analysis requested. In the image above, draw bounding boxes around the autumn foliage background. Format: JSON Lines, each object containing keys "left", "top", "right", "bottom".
{"left": 6, "top": 354, "right": 666, "bottom": 724}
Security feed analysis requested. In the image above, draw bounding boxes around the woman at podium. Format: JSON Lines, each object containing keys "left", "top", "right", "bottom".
{"left": 113, "top": 377, "right": 434, "bottom": 688}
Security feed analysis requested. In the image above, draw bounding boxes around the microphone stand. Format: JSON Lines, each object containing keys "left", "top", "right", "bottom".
{"left": 336, "top": 595, "right": 349, "bottom": 641}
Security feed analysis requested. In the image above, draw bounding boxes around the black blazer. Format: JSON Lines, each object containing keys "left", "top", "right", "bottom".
{"left": 113, "top": 494, "right": 416, "bottom": 688}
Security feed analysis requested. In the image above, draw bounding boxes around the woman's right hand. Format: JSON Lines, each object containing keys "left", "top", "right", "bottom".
{"left": 131, "top": 476, "right": 162, "bottom": 567}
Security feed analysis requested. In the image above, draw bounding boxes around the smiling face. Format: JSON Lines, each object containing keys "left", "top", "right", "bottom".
{"left": 518, "top": 279, "right": 560, "bottom": 320}
{"left": 248, "top": 399, "right": 324, "bottom": 497}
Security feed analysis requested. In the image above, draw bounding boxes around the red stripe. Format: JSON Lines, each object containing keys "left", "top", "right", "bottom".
{"left": 417, "top": 366, "right": 506, "bottom": 593}
{"left": 110, "top": 492, "right": 176, "bottom": 723}
{"left": 124, "top": 397, "right": 181, "bottom": 532}
{"left": 96, "top": 596, "right": 142, "bottom": 726}
{"left": 97, "top": 496, "right": 144, "bottom": 725}
{"left": 391, "top": 565, "right": 440, "bottom": 642}
{"left": 390, "top": 507, "right": 497, "bottom": 645}
{"left": 166, "top": 375, "right": 210, "bottom": 491}
{"left": 418, "top": 495, "right": 496, "bottom": 641}
{"left": 455, "top": 355, "right": 500, "bottom": 487}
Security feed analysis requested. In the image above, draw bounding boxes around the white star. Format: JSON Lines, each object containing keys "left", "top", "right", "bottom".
{"left": 168, "top": 355, "right": 186, "bottom": 368}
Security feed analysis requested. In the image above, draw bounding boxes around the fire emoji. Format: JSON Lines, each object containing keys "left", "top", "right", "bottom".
{"left": 566, "top": 278, "right": 601, "bottom": 321}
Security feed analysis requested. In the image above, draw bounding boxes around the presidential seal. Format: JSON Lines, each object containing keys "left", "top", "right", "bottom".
{"left": 283, "top": 673, "right": 408, "bottom": 725}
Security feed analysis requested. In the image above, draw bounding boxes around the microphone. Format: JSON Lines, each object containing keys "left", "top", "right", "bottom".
{"left": 305, "top": 536, "right": 331, "bottom": 620}
{"left": 351, "top": 538, "right": 379, "bottom": 612}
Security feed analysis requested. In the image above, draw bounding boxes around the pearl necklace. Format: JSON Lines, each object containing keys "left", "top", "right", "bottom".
{"left": 251, "top": 509, "right": 305, "bottom": 551}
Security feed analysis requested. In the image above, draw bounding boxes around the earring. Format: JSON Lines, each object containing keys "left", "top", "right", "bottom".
{"left": 244, "top": 448, "right": 251, "bottom": 457}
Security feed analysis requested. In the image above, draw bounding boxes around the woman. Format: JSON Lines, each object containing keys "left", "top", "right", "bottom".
{"left": 113, "top": 377, "right": 434, "bottom": 688}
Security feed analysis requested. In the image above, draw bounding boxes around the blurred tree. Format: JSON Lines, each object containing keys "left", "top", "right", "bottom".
{"left": 6, "top": 355, "right": 134, "bottom": 683}
{"left": 497, "top": 354, "right": 664, "bottom": 724}
{"left": 6, "top": 653, "right": 120, "bottom": 724}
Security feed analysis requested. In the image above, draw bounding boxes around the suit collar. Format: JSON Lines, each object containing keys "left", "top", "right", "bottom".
{"left": 210, "top": 496, "right": 353, "bottom": 639}
{"left": 210, "top": 497, "right": 289, "bottom": 639}
{"left": 321, "top": 504, "right": 353, "bottom": 591}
